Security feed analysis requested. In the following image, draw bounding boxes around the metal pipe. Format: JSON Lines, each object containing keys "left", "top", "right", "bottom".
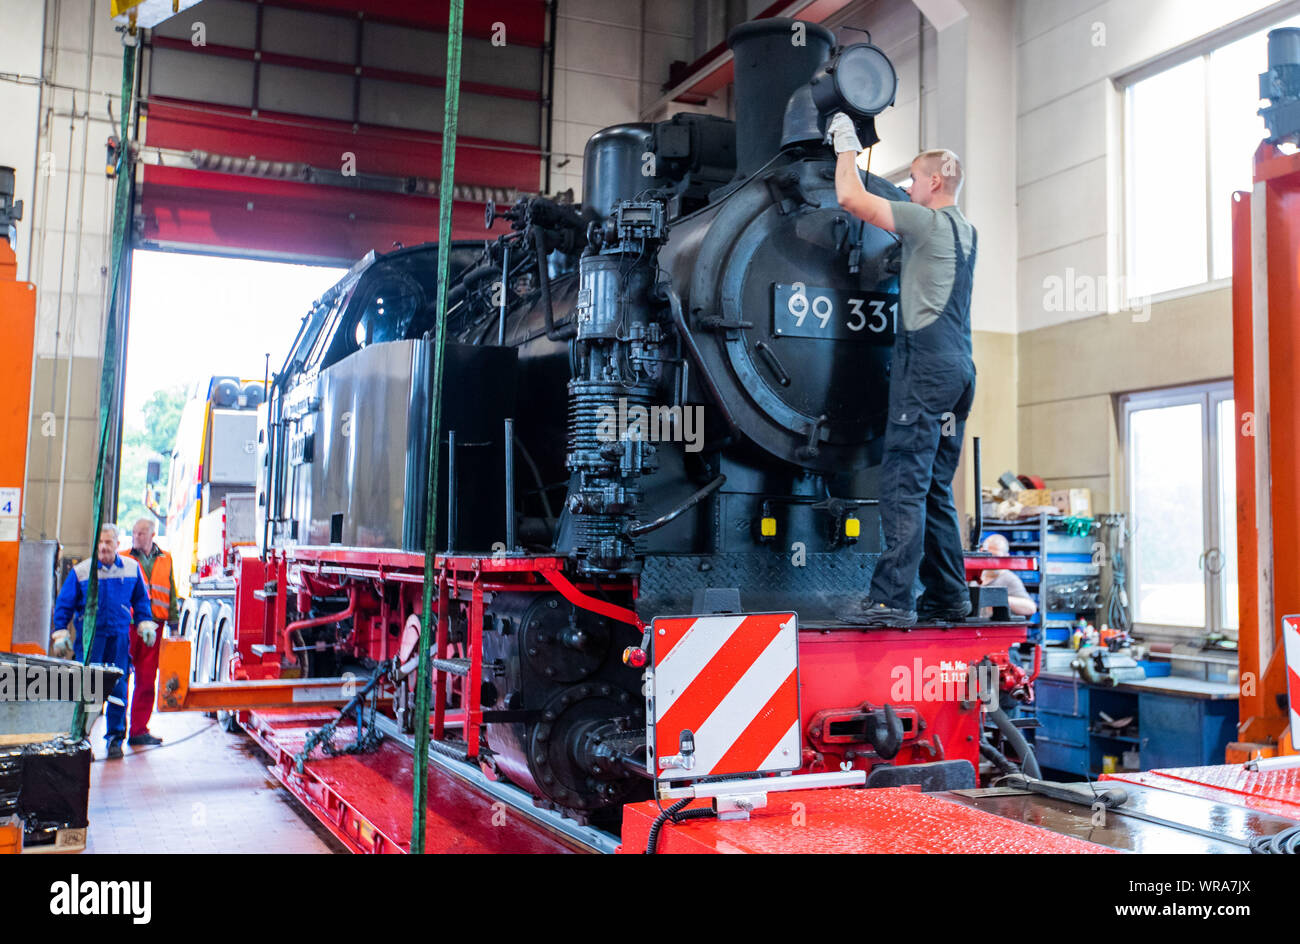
{"left": 282, "top": 586, "right": 358, "bottom": 669}
{"left": 497, "top": 243, "right": 509, "bottom": 345}
{"left": 663, "top": 286, "right": 740, "bottom": 440}
{"left": 543, "top": 0, "right": 558, "bottom": 194}
{"left": 971, "top": 435, "right": 982, "bottom": 550}
{"left": 504, "top": 418, "right": 516, "bottom": 551}
{"left": 627, "top": 474, "right": 726, "bottom": 538}
{"left": 535, "top": 226, "right": 574, "bottom": 341}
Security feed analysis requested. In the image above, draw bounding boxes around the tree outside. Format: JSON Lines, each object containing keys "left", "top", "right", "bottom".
{"left": 116, "top": 385, "right": 187, "bottom": 537}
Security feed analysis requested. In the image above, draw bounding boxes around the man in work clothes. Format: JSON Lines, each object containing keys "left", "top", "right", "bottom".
{"left": 51, "top": 523, "right": 156, "bottom": 758}
{"left": 126, "top": 517, "right": 179, "bottom": 747}
{"left": 827, "top": 112, "right": 978, "bottom": 627}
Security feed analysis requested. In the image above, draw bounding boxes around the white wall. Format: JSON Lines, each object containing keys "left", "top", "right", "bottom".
{"left": 548, "top": 0, "right": 695, "bottom": 199}
{"left": 0, "top": 0, "right": 47, "bottom": 282}
{"left": 839, "top": 0, "right": 1018, "bottom": 335}
{"left": 11, "top": 0, "right": 129, "bottom": 553}
{"left": 1015, "top": 0, "right": 1291, "bottom": 333}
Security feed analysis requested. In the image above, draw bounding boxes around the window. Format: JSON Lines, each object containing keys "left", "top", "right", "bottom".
{"left": 1123, "top": 11, "right": 1300, "bottom": 300}
{"left": 1122, "top": 383, "right": 1237, "bottom": 636}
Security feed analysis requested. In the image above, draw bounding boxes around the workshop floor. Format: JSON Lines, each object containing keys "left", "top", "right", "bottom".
{"left": 83, "top": 710, "right": 345, "bottom": 854}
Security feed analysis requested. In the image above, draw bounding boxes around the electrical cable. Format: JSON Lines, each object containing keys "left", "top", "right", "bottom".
{"left": 1099, "top": 513, "right": 1130, "bottom": 632}
{"left": 91, "top": 720, "right": 219, "bottom": 762}
{"left": 1250, "top": 824, "right": 1300, "bottom": 854}
{"left": 644, "top": 796, "right": 716, "bottom": 854}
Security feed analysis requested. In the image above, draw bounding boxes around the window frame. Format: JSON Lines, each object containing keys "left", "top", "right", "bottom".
{"left": 1120, "top": 380, "right": 1235, "bottom": 639}
{"left": 1118, "top": 2, "right": 1300, "bottom": 304}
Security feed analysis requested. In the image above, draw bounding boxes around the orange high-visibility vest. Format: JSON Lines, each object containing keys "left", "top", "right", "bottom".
{"left": 141, "top": 549, "right": 173, "bottom": 622}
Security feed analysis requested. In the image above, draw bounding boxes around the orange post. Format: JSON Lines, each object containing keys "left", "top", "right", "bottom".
{"left": 0, "top": 227, "right": 38, "bottom": 654}
{"left": 1230, "top": 142, "right": 1300, "bottom": 758}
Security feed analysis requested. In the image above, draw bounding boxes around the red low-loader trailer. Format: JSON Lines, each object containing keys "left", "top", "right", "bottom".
{"left": 156, "top": 545, "right": 1062, "bottom": 853}
{"left": 154, "top": 546, "right": 1300, "bottom": 854}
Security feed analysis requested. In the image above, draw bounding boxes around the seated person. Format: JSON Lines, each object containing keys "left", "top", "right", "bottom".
{"left": 979, "top": 534, "right": 1038, "bottom": 618}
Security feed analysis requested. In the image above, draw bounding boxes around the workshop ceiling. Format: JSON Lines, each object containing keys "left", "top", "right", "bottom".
{"left": 138, "top": 0, "right": 546, "bottom": 262}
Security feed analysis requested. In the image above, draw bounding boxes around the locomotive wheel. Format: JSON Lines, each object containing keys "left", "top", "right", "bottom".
{"left": 527, "top": 683, "right": 643, "bottom": 812}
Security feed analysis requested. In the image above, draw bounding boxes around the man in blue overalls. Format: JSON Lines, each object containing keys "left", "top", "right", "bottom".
{"left": 51, "top": 523, "right": 156, "bottom": 758}
{"left": 827, "top": 113, "right": 978, "bottom": 627}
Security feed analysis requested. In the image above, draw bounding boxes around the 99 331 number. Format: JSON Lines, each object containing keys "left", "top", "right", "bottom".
{"left": 771, "top": 283, "right": 898, "bottom": 344}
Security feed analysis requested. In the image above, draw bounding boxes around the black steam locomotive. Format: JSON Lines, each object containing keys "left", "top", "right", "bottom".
{"left": 256, "top": 19, "right": 911, "bottom": 815}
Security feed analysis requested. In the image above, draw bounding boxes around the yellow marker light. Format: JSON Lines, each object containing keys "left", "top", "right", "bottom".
{"left": 760, "top": 517, "right": 777, "bottom": 537}
{"left": 845, "top": 517, "right": 861, "bottom": 538}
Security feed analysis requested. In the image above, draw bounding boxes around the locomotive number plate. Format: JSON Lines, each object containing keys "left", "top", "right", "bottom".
{"left": 771, "top": 283, "right": 897, "bottom": 344}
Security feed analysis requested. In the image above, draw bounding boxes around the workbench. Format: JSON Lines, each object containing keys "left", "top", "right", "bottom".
{"left": 1032, "top": 671, "right": 1238, "bottom": 779}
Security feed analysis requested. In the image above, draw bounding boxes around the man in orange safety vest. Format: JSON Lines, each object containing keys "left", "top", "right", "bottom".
{"left": 127, "top": 517, "right": 180, "bottom": 747}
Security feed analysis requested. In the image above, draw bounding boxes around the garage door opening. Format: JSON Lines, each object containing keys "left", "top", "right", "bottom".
{"left": 116, "top": 250, "right": 346, "bottom": 554}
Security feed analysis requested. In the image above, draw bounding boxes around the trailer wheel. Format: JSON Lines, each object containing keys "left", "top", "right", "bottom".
{"left": 193, "top": 602, "right": 217, "bottom": 717}
{"left": 193, "top": 604, "right": 215, "bottom": 684}
{"left": 214, "top": 618, "right": 238, "bottom": 733}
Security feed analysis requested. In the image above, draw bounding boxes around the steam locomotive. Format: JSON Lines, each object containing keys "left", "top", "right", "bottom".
{"left": 186, "top": 19, "right": 1027, "bottom": 822}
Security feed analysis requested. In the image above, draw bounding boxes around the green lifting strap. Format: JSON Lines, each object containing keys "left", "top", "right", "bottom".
{"left": 411, "top": 0, "right": 465, "bottom": 855}
{"left": 72, "top": 40, "right": 137, "bottom": 742}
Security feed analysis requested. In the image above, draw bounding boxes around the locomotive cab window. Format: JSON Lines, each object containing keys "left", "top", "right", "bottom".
{"left": 351, "top": 277, "right": 425, "bottom": 350}
{"left": 320, "top": 272, "right": 426, "bottom": 368}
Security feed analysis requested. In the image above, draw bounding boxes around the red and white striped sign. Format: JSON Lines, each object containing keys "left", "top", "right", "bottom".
{"left": 649, "top": 612, "right": 800, "bottom": 781}
{"left": 1284, "top": 616, "right": 1300, "bottom": 740}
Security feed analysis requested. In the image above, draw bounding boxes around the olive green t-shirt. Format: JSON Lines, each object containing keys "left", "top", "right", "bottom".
{"left": 888, "top": 202, "right": 975, "bottom": 333}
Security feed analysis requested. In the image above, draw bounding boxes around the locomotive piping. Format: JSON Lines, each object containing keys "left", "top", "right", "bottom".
{"left": 626, "top": 473, "right": 726, "bottom": 538}
{"left": 663, "top": 285, "right": 740, "bottom": 441}
{"left": 536, "top": 226, "right": 575, "bottom": 341}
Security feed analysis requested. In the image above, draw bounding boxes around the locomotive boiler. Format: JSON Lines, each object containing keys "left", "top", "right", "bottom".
{"left": 190, "top": 19, "right": 1026, "bottom": 823}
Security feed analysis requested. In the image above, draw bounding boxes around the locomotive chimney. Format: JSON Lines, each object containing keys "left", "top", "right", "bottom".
{"left": 727, "top": 18, "right": 835, "bottom": 178}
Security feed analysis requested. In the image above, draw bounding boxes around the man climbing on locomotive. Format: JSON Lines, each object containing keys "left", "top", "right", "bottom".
{"left": 827, "top": 113, "right": 977, "bottom": 627}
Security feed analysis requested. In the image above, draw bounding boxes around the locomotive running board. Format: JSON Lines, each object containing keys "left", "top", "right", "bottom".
{"left": 372, "top": 714, "right": 621, "bottom": 854}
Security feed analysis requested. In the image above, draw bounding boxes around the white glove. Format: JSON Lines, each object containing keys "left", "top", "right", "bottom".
{"left": 137, "top": 620, "right": 159, "bottom": 646}
{"left": 51, "top": 629, "right": 75, "bottom": 660}
{"left": 825, "top": 112, "right": 863, "bottom": 154}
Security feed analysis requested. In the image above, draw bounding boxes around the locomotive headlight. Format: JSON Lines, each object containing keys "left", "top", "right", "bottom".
{"left": 810, "top": 43, "right": 897, "bottom": 143}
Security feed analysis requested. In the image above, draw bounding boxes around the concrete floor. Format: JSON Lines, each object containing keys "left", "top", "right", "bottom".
{"left": 82, "top": 709, "right": 345, "bottom": 854}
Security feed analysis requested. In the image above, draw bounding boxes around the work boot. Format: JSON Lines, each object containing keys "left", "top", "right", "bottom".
{"left": 917, "top": 597, "right": 973, "bottom": 623}
{"left": 127, "top": 732, "right": 163, "bottom": 747}
{"left": 836, "top": 599, "right": 917, "bottom": 628}
{"left": 106, "top": 738, "right": 124, "bottom": 760}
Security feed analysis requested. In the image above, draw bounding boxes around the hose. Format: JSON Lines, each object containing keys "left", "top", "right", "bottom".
{"left": 979, "top": 739, "right": 1019, "bottom": 777}
{"left": 1251, "top": 824, "right": 1300, "bottom": 854}
{"left": 1000, "top": 772, "right": 1128, "bottom": 810}
{"left": 990, "top": 706, "right": 1041, "bottom": 779}
{"left": 644, "top": 797, "right": 716, "bottom": 854}
{"left": 627, "top": 474, "right": 726, "bottom": 538}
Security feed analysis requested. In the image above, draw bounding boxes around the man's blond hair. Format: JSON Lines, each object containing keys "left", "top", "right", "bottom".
{"left": 913, "top": 148, "right": 963, "bottom": 197}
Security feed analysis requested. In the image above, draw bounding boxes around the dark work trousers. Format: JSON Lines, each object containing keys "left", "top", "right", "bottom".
{"left": 83, "top": 630, "right": 132, "bottom": 744}
{"left": 868, "top": 212, "right": 978, "bottom": 612}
